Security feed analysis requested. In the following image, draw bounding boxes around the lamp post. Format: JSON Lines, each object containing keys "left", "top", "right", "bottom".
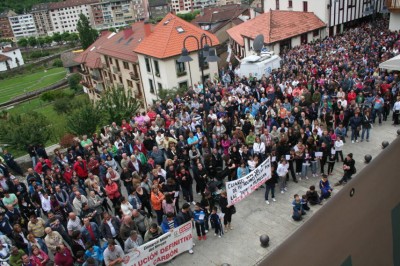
{"left": 177, "top": 33, "right": 220, "bottom": 94}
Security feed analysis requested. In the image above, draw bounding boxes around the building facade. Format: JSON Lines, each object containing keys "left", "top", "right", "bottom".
{"left": 227, "top": 10, "right": 326, "bottom": 57}
{"left": 263, "top": 0, "right": 386, "bottom": 36}
{"left": 8, "top": 14, "right": 38, "bottom": 39}
{"left": 148, "top": 0, "right": 170, "bottom": 19}
{"left": 134, "top": 14, "right": 219, "bottom": 105}
{"left": 388, "top": 0, "right": 400, "bottom": 30}
{"left": 170, "top": 0, "right": 194, "bottom": 14}
{"left": 89, "top": 0, "right": 148, "bottom": 30}
{"left": 0, "top": 46, "right": 24, "bottom": 71}
{"left": 0, "top": 10, "right": 17, "bottom": 40}
{"left": 31, "top": 3, "right": 54, "bottom": 36}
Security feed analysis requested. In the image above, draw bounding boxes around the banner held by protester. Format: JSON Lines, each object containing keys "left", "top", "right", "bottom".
{"left": 123, "top": 221, "right": 193, "bottom": 266}
{"left": 226, "top": 157, "right": 271, "bottom": 206}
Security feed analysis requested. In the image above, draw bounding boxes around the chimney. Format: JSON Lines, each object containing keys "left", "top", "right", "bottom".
{"left": 144, "top": 21, "right": 152, "bottom": 37}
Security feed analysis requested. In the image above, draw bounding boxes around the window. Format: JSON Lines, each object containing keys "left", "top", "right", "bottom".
{"left": 145, "top": 57, "right": 151, "bottom": 72}
{"left": 158, "top": 83, "right": 163, "bottom": 90}
{"left": 178, "top": 81, "right": 188, "bottom": 89}
{"left": 154, "top": 60, "right": 160, "bottom": 77}
{"left": 303, "top": 1, "right": 308, "bottom": 12}
{"left": 149, "top": 79, "right": 155, "bottom": 93}
{"left": 288, "top": 0, "right": 292, "bottom": 8}
{"left": 276, "top": 0, "right": 280, "bottom": 10}
{"left": 123, "top": 61, "right": 129, "bottom": 70}
{"left": 313, "top": 29, "right": 319, "bottom": 37}
{"left": 127, "top": 80, "right": 133, "bottom": 87}
{"left": 176, "top": 60, "right": 186, "bottom": 76}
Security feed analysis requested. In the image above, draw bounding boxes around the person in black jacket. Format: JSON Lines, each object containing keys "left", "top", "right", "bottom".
{"left": 176, "top": 203, "right": 194, "bottom": 254}
{"left": 265, "top": 165, "right": 279, "bottom": 204}
{"left": 349, "top": 112, "right": 362, "bottom": 143}
{"left": 336, "top": 153, "right": 356, "bottom": 185}
{"left": 12, "top": 224, "right": 29, "bottom": 254}
{"left": 361, "top": 110, "right": 372, "bottom": 142}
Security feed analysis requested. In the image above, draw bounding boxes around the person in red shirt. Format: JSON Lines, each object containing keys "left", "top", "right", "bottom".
{"left": 121, "top": 119, "right": 132, "bottom": 132}
{"left": 34, "top": 157, "right": 52, "bottom": 175}
{"left": 54, "top": 244, "right": 74, "bottom": 266}
{"left": 347, "top": 89, "right": 357, "bottom": 103}
{"left": 63, "top": 164, "right": 73, "bottom": 185}
{"left": 73, "top": 156, "right": 88, "bottom": 180}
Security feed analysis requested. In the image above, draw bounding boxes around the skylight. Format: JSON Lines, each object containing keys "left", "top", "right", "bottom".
{"left": 90, "top": 46, "right": 96, "bottom": 51}
{"left": 176, "top": 26, "right": 184, "bottom": 33}
{"left": 125, "top": 37, "right": 134, "bottom": 45}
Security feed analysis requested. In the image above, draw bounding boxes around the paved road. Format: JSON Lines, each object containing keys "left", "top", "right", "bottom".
{"left": 164, "top": 122, "right": 399, "bottom": 266}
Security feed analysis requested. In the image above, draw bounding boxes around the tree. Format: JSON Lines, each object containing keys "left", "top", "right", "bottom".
{"left": 76, "top": 13, "right": 98, "bottom": 49}
{"left": 52, "top": 32, "right": 62, "bottom": 45}
{"left": 0, "top": 112, "right": 53, "bottom": 150}
{"left": 37, "top": 37, "right": 45, "bottom": 47}
{"left": 61, "top": 31, "right": 70, "bottom": 42}
{"left": 158, "top": 86, "right": 188, "bottom": 101}
{"left": 67, "top": 33, "right": 79, "bottom": 45}
{"left": 66, "top": 104, "right": 101, "bottom": 136}
{"left": 44, "top": 36, "right": 53, "bottom": 45}
{"left": 97, "top": 86, "right": 141, "bottom": 123}
{"left": 177, "top": 11, "right": 200, "bottom": 22}
{"left": 68, "top": 73, "right": 82, "bottom": 92}
{"left": 27, "top": 36, "right": 37, "bottom": 47}
{"left": 17, "top": 38, "right": 28, "bottom": 48}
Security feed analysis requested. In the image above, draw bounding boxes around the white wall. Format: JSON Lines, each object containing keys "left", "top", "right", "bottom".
{"left": 138, "top": 52, "right": 218, "bottom": 106}
{"left": 263, "top": 0, "right": 328, "bottom": 22}
{"left": 49, "top": 4, "right": 91, "bottom": 34}
{"left": 389, "top": 13, "right": 400, "bottom": 31}
{"left": 0, "top": 48, "right": 24, "bottom": 69}
{"left": 0, "top": 62, "right": 8, "bottom": 72}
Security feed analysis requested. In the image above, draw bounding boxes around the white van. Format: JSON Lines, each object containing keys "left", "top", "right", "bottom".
{"left": 238, "top": 52, "right": 281, "bottom": 78}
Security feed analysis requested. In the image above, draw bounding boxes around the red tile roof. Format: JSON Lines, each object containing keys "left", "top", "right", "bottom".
{"left": 74, "top": 31, "right": 113, "bottom": 69}
{"left": 134, "top": 13, "right": 219, "bottom": 59}
{"left": 192, "top": 4, "right": 247, "bottom": 24}
{"left": 96, "top": 22, "right": 155, "bottom": 63}
{"left": 1, "top": 47, "right": 18, "bottom": 53}
{"left": 0, "top": 54, "right": 11, "bottom": 62}
{"left": 227, "top": 10, "right": 326, "bottom": 46}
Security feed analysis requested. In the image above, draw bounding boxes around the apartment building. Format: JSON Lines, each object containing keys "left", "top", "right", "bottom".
{"left": 89, "top": 0, "right": 148, "bottom": 30}
{"left": 387, "top": 0, "right": 400, "bottom": 30}
{"left": 170, "top": 0, "right": 194, "bottom": 14}
{"left": 31, "top": 3, "right": 54, "bottom": 36}
{"left": 263, "top": 0, "right": 386, "bottom": 36}
{"left": 48, "top": 0, "right": 99, "bottom": 34}
{"left": 8, "top": 14, "right": 38, "bottom": 39}
{"left": 148, "top": 0, "right": 170, "bottom": 19}
{"left": 0, "top": 10, "right": 17, "bottom": 40}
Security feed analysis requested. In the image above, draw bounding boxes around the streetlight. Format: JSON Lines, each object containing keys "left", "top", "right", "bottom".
{"left": 177, "top": 33, "right": 220, "bottom": 94}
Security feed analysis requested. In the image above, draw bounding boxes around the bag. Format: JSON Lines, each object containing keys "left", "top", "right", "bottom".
{"left": 231, "top": 205, "right": 236, "bottom": 215}
{"left": 353, "top": 167, "right": 357, "bottom": 174}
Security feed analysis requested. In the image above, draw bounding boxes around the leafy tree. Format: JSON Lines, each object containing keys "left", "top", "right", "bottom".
{"left": 44, "top": 36, "right": 53, "bottom": 45}
{"left": 97, "top": 86, "right": 141, "bottom": 124}
{"left": 68, "top": 73, "right": 82, "bottom": 92}
{"left": 108, "top": 28, "right": 116, "bottom": 33}
{"left": 52, "top": 32, "right": 62, "bottom": 44}
{"left": 17, "top": 38, "right": 28, "bottom": 48}
{"left": 61, "top": 31, "right": 70, "bottom": 42}
{"left": 67, "top": 33, "right": 79, "bottom": 45}
{"left": 27, "top": 36, "right": 37, "bottom": 47}
{"left": 37, "top": 37, "right": 45, "bottom": 47}
{"left": 0, "top": 112, "right": 53, "bottom": 150}
{"left": 158, "top": 86, "right": 188, "bottom": 101}
{"left": 177, "top": 11, "right": 200, "bottom": 22}
{"left": 76, "top": 13, "right": 98, "bottom": 49}
{"left": 66, "top": 104, "right": 101, "bottom": 136}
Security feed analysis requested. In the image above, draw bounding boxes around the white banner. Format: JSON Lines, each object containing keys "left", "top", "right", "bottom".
{"left": 226, "top": 157, "right": 271, "bottom": 205}
{"left": 122, "top": 221, "right": 193, "bottom": 266}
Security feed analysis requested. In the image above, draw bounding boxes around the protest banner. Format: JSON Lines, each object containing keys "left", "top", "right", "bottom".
{"left": 122, "top": 221, "right": 193, "bottom": 266}
{"left": 226, "top": 157, "right": 271, "bottom": 206}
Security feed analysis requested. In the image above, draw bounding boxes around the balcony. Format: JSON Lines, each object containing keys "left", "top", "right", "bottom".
{"left": 112, "top": 66, "right": 121, "bottom": 75}
{"left": 78, "top": 68, "right": 89, "bottom": 75}
{"left": 129, "top": 72, "right": 140, "bottom": 80}
{"left": 91, "top": 74, "right": 103, "bottom": 82}
{"left": 387, "top": 0, "right": 400, "bottom": 12}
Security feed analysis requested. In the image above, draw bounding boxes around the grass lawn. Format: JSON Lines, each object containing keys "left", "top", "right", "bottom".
{"left": 0, "top": 67, "right": 66, "bottom": 104}
{"left": 4, "top": 90, "right": 89, "bottom": 157}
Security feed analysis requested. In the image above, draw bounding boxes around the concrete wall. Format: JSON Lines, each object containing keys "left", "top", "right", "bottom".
{"left": 49, "top": 4, "right": 91, "bottom": 34}
{"left": 389, "top": 13, "right": 400, "bottom": 31}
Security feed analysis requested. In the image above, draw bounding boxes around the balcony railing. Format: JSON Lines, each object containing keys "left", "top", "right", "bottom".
{"left": 387, "top": 0, "right": 400, "bottom": 12}
{"left": 129, "top": 72, "right": 139, "bottom": 80}
{"left": 78, "top": 68, "right": 89, "bottom": 75}
{"left": 91, "top": 74, "right": 101, "bottom": 81}
{"left": 112, "top": 66, "right": 121, "bottom": 75}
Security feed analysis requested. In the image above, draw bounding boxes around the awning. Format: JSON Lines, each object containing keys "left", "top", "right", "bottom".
{"left": 379, "top": 54, "right": 400, "bottom": 71}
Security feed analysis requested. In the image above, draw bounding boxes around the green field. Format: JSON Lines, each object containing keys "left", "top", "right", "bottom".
{"left": 4, "top": 90, "right": 88, "bottom": 157}
{"left": 0, "top": 67, "right": 66, "bottom": 103}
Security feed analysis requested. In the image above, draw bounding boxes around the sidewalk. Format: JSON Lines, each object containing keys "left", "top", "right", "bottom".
{"left": 164, "top": 123, "right": 398, "bottom": 266}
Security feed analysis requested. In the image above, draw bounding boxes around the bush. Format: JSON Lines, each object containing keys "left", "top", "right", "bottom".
{"left": 29, "top": 50, "right": 50, "bottom": 59}
{"left": 68, "top": 73, "right": 82, "bottom": 92}
{"left": 52, "top": 59, "right": 63, "bottom": 67}
{"left": 53, "top": 97, "right": 72, "bottom": 114}
{"left": 40, "top": 90, "right": 74, "bottom": 102}
{"left": 59, "top": 133, "right": 77, "bottom": 148}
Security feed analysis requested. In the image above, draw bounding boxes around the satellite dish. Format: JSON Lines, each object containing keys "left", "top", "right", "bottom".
{"left": 253, "top": 34, "right": 265, "bottom": 55}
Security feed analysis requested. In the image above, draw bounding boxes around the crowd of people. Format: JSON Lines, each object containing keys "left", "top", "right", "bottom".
{"left": 0, "top": 18, "right": 398, "bottom": 266}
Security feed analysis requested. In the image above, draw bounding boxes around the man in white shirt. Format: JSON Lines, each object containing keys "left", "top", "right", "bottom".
{"left": 67, "top": 213, "right": 82, "bottom": 236}
{"left": 277, "top": 160, "right": 289, "bottom": 194}
{"left": 72, "top": 192, "right": 88, "bottom": 214}
{"left": 104, "top": 239, "right": 125, "bottom": 266}
{"left": 124, "top": 230, "right": 143, "bottom": 253}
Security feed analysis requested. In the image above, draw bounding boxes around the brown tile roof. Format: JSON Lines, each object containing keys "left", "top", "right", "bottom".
{"left": 192, "top": 4, "right": 247, "bottom": 24}
{"left": 96, "top": 22, "right": 155, "bottom": 63}
{"left": 134, "top": 13, "right": 219, "bottom": 59}
{"left": 61, "top": 51, "right": 81, "bottom": 67}
{"left": 1, "top": 47, "right": 18, "bottom": 53}
{"left": 0, "top": 54, "right": 11, "bottom": 62}
{"left": 74, "top": 31, "right": 113, "bottom": 69}
{"left": 49, "top": 0, "right": 99, "bottom": 9}
{"left": 227, "top": 10, "right": 326, "bottom": 46}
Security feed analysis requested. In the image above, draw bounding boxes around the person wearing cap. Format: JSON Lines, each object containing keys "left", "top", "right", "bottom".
{"left": 103, "top": 239, "right": 124, "bottom": 266}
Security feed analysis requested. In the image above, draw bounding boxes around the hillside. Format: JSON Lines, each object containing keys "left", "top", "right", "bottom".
{"left": 0, "top": 0, "right": 61, "bottom": 14}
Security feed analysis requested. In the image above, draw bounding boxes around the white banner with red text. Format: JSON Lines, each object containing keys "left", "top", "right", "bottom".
{"left": 226, "top": 157, "right": 271, "bottom": 206}
{"left": 122, "top": 221, "right": 193, "bottom": 266}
